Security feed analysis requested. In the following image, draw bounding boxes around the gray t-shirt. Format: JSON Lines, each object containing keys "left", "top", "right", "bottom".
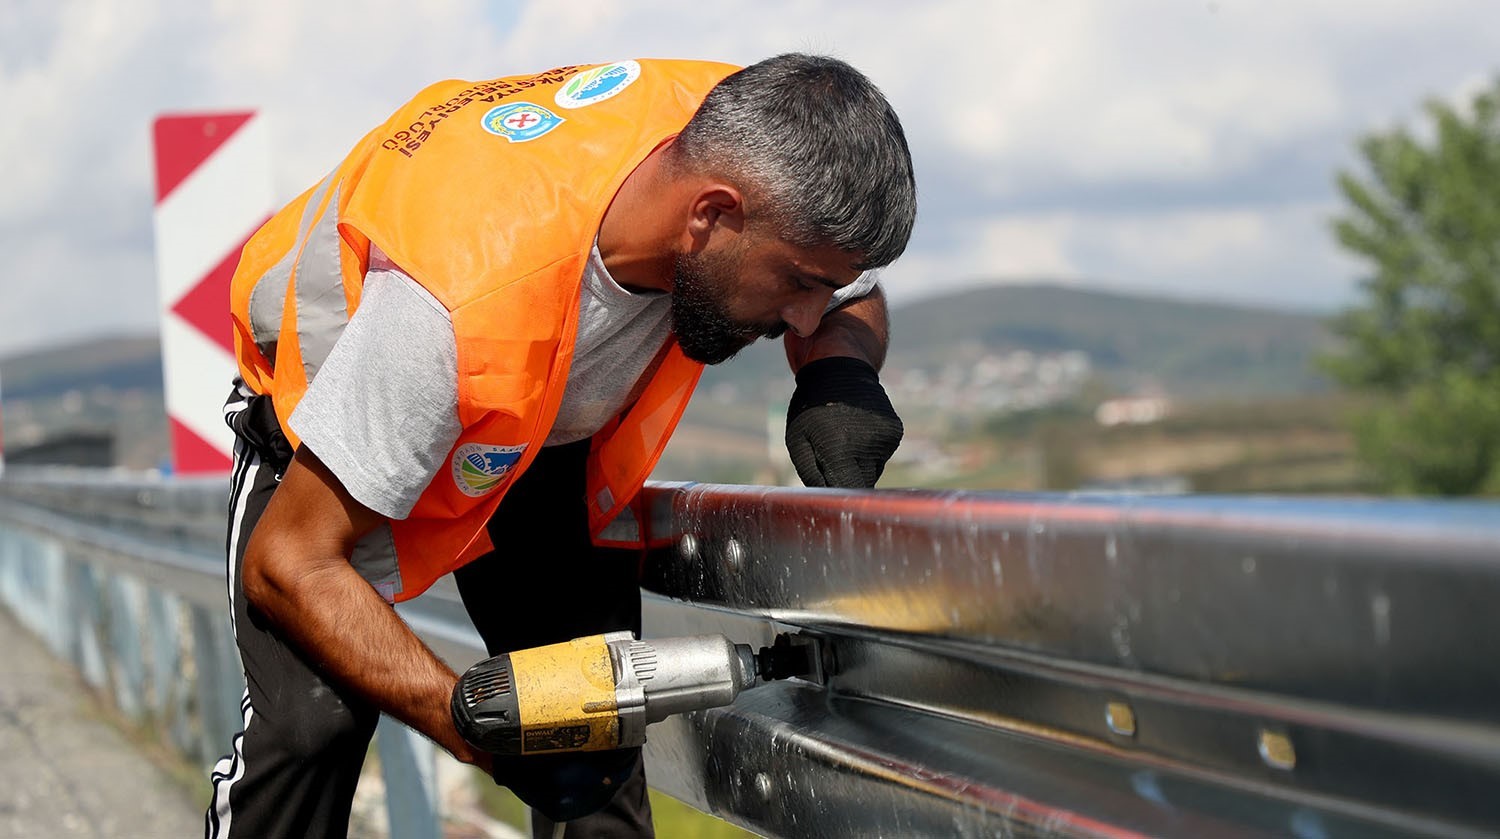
{"left": 288, "top": 254, "right": 460, "bottom": 520}
{"left": 543, "top": 249, "right": 671, "bottom": 447}
{"left": 290, "top": 246, "right": 877, "bottom": 520}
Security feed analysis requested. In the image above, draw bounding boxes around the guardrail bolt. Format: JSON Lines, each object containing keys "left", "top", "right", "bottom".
{"left": 753, "top": 771, "right": 773, "bottom": 803}
{"left": 1105, "top": 701, "right": 1137, "bottom": 737}
{"left": 723, "top": 538, "right": 746, "bottom": 572}
{"left": 678, "top": 533, "right": 699, "bottom": 561}
{"left": 1258, "top": 729, "right": 1296, "bottom": 770}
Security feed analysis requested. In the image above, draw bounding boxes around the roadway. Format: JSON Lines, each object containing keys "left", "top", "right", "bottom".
{"left": 0, "top": 605, "right": 201, "bottom": 838}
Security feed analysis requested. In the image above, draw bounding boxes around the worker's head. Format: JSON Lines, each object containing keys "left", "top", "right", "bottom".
{"left": 664, "top": 54, "right": 917, "bottom": 364}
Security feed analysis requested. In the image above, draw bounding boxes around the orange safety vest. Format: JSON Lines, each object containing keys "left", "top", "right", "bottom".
{"left": 229, "top": 59, "right": 738, "bottom": 601}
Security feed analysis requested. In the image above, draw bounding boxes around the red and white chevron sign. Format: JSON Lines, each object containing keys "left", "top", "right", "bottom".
{"left": 151, "top": 112, "right": 272, "bottom": 474}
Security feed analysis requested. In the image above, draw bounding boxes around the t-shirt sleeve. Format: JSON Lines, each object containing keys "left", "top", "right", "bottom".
{"left": 826, "top": 268, "right": 881, "bottom": 314}
{"left": 289, "top": 267, "right": 461, "bottom": 520}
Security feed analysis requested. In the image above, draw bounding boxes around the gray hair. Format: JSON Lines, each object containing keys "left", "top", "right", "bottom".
{"left": 672, "top": 54, "right": 917, "bottom": 271}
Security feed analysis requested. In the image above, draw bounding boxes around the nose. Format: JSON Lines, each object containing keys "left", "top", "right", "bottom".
{"left": 781, "top": 292, "right": 833, "bottom": 338}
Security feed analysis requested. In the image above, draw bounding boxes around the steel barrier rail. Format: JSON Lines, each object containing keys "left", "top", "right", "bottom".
{"left": 632, "top": 484, "right": 1500, "bottom": 838}
{"left": 2, "top": 468, "right": 1499, "bottom": 837}
{"left": 0, "top": 469, "right": 464, "bottom": 839}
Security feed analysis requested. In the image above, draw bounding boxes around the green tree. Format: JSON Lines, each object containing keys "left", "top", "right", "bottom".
{"left": 1324, "top": 78, "right": 1500, "bottom": 495}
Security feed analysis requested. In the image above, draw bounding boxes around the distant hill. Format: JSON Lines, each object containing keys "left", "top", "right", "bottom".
{"left": 1, "top": 335, "right": 167, "bottom": 470}
{"left": 0, "top": 336, "right": 163, "bottom": 399}
{"left": 0, "top": 284, "right": 1334, "bottom": 415}
{"left": 696, "top": 283, "right": 1335, "bottom": 400}
{"left": 887, "top": 284, "right": 1334, "bottom": 396}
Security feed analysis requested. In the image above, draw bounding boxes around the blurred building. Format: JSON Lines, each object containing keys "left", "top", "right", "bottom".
{"left": 1095, "top": 396, "right": 1170, "bottom": 427}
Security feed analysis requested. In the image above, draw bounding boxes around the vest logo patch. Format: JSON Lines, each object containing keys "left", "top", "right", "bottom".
{"left": 554, "top": 61, "right": 641, "bottom": 110}
{"left": 481, "top": 102, "right": 565, "bottom": 143}
{"left": 452, "top": 443, "right": 526, "bottom": 497}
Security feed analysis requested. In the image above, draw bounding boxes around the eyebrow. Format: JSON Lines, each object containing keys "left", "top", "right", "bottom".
{"left": 797, "top": 270, "right": 850, "bottom": 290}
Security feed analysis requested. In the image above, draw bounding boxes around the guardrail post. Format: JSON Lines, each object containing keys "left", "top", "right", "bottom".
{"left": 67, "top": 554, "right": 110, "bottom": 691}
{"left": 0, "top": 526, "right": 56, "bottom": 645}
{"left": 41, "top": 537, "right": 72, "bottom": 661}
{"left": 105, "top": 572, "right": 148, "bottom": 720}
{"left": 376, "top": 715, "right": 441, "bottom": 839}
{"left": 0, "top": 525, "right": 28, "bottom": 623}
{"left": 146, "top": 587, "right": 196, "bottom": 753}
{"left": 190, "top": 603, "right": 245, "bottom": 765}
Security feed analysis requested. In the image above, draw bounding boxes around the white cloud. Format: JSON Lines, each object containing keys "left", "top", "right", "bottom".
{"left": 882, "top": 215, "right": 1083, "bottom": 302}
{"left": 1075, "top": 203, "right": 1357, "bottom": 307}
{"left": 0, "top": 0, "right": 1496, "bottom": 356}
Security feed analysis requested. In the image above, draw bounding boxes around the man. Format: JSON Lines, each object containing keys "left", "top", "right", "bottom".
{"left": 207, "top": 53, "right": 915, "bottom": 838}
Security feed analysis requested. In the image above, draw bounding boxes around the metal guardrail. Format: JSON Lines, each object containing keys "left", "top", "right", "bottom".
{"left": 0, "top": 468, "right": 459, "bottom": 838}
{"left": 636, "top": 485, "right": 1500, "bottom": 837}
{"left": 2, "top": 467, "right": 1499, "bottom": 837}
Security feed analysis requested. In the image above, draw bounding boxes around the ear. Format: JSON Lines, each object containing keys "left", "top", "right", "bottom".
{"left": 685, "top": 184, "right": 746, "bottom": 246}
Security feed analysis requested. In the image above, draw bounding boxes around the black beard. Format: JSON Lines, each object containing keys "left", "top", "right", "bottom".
{"left": 670, "top": 250, "right": 786, "bottom": 365}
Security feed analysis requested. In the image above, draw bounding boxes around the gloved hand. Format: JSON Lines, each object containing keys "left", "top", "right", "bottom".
{"left": 785, "top": 356, "right": 903, "bottom": 488}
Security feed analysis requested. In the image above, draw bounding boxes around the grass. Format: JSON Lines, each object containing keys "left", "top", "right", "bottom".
{"left": 475, "top": 774, "right": 757, "bottom": 837}
{"left": 647, "top": 791, "right": 757, "bottom": 838}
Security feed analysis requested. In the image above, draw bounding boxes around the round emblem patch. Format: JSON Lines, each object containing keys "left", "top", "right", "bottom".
{"left": 451, "top": 443, "right": 526, "bottom": 497}
{"left": 554, "top": 61, "right": 641, "bottom": 110}
{"left": 481, "top": 102, "right": 565, "bottom": 143}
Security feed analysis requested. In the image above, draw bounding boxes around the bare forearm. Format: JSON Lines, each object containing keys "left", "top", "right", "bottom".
{"left": 785, "top": 285, "right": 890, "bottom": 372}
{"left": 241, "top": 446, "right": 486, "bottom": 767}
{"left": 247, "top": 541, "right": 479, "bottom": 763}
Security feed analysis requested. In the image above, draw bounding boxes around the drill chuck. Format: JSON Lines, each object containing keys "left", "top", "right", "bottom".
{"left": 454, "top": 632, "right": 800, "bottom": 756}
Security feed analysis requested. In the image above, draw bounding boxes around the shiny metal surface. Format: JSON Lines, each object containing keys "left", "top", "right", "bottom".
{"left": 645, "top": 676, "right": 1476, "bottom": 839}
{"left": 639, "top": 483, "right": 1500, "bottom": 715}
{"left": 629, "top": 635, "right": 758, "bottom": 723}
{"left": 638, "top": 483, "right": 1500, "bottom": 837}
{"left": 6, "top": 469, "right": 1500, "bottom": 836}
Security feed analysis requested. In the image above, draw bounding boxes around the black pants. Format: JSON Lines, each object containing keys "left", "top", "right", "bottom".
{"left": 205, "top": 389, "right": 653, "bottom": 838}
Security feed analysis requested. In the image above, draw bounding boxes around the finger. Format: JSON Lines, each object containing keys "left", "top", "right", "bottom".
{"left": 785, "top": 429, "right": 828, "bottom": 487}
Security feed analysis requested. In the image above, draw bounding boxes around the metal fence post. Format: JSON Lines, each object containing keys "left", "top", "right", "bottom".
{"left": 37, "top": 535, "right": 70, "bottom": 660}
{"left": 0, "top": 527, "right": 51, "bottom": 642}
{"left": 146, "top": 587, "right": 196, "bottom": 754}
{"left": 376, "top": 715, "right": 441, "bottom": 839}
{"left": 190, "top": 603, "right": 245, "bottom": 766}
{"left": 105, "top": 572, "right": 148, "bottom": 720}
{"left": 67, "top": 553, "right": 110, "bottom": 691}
{"left": 0, "top": 526, "right": 23, "bottom": 621}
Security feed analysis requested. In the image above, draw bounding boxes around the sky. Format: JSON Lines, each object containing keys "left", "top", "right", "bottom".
{"left": 1, "top": 0, "right": 1497, "bottom": 358}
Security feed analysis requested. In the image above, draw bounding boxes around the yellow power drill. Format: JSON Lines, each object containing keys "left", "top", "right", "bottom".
{"left": 451, "top": 632, "right": 816, "bottom": 755}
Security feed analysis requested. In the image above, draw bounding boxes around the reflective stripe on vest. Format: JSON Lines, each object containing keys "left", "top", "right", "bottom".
{"left": 353, "top": 522, "right": 401, "bottom": 602}
{"left": 292, "top": 179, "right": 349, "bottom": 385}
{"left": 247, "top": 172, "right": 338, "bottom": 367}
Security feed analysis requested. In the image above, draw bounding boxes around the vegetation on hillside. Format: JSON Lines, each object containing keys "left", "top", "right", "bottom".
{"left": 1, "top": 286, "right": 1341, "bottom": 488}
{"left": 683, "top": 285, "right": 1333, "bottom": 402}
{"left": 889, "top": 285, "right": 1331, "bottom": 397}
{"left": 882, "top": 393, "right": 1372, "bottom": 495}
